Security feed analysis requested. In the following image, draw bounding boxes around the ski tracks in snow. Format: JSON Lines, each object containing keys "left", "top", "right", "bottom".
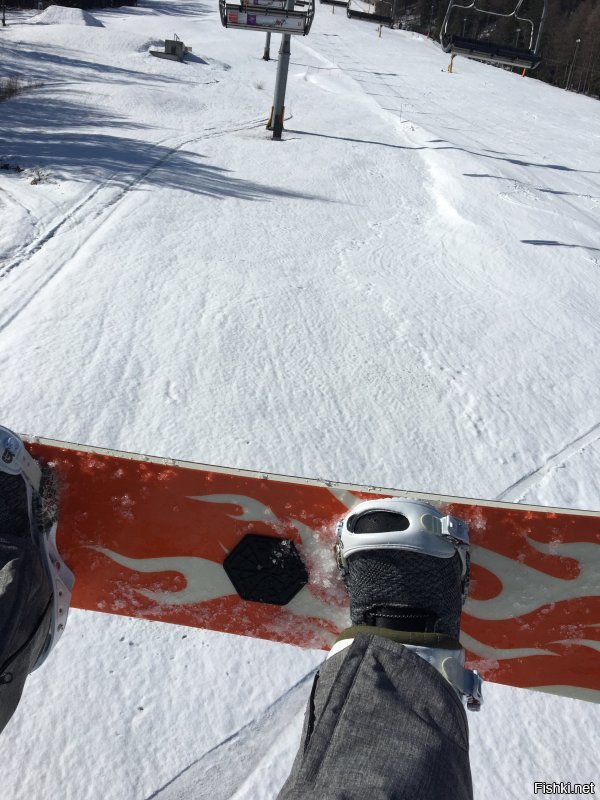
{"left": 298, "top": 33, "right": 503, "bottom": 470}
{"left": 0, "top": 116, "right": 267, "bottom": 336}
{"left": 496, "top": 421, "right": 600, "bottom": 504}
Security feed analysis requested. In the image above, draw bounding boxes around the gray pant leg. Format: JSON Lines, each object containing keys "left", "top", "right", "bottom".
{"left": 279, "top": 633, "right": 472, "bottom": 800}
{"left": 0, "top": 540, "right": 53, "bottom": 735}
{"left": 0, "top": 604, "right": 51, "bottom": 734}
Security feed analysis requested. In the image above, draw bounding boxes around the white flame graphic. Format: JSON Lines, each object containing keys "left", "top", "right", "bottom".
{"left": 466, "top": 539, "right": 599, "bottom": 620}
{"left": 90, "top": 493, "right": 348, "bottom": 634}
{"left": 188, "top": 494, "right": 283, "bottom": 526}
{"left": 89, "top": 547, "right": 236, "bottom": 605}
{"left": 461, "top": 537, "right": 599, "bottom": 667}
{"left": 459, "top": 630, "right": 557, "bottom": 661}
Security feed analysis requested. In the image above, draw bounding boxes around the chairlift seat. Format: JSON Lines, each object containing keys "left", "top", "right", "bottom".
{"left": 220, "top": 0, "right": 314, "bottom": 34}
{"left": 447, "top": 35, "right": 541, "bottom": 68}
{"left": 346, "top": 0, "right": 393, "bottom": 23}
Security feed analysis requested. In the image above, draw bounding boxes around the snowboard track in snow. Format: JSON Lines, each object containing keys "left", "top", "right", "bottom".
{"left": 0, "top": 115, "right": 270, "bottom": 335}
{"left": 496, "top": 421, "right": 600, "bottom": 503}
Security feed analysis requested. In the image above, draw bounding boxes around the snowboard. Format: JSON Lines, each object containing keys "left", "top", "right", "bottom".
{"left": 23, "top": 434, "right": 600, "bottom": 704}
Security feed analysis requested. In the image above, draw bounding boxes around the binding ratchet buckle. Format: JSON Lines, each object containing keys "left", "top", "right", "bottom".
{"left": 335, "top": 497, "right": 471, "bottom": 601}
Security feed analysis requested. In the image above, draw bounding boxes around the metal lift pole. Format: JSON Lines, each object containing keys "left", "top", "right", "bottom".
{"left": 269, "top": 0, "right": 295, "bottom": 140}
{"left": 263, "top": 32, "right": 271, "bottom": 60}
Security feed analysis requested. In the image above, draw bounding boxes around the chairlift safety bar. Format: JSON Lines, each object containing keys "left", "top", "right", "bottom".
{"left": 440, "top": 0, "right": 547, "bottom": 68}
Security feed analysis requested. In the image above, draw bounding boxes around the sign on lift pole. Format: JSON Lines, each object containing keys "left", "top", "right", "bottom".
{"left": 268, "top": 0, "right": 295, "bottom": 140}
{"left": 219, "top": 0, "right": 314, "bottom": 140}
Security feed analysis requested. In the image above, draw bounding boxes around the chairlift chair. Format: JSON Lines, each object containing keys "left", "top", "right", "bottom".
{"left": 219, "top": 0, "right": 315, "bottom": 35}
{"left": 346, "top": 0, "right": 393, "bottom": 24}
{"left": 440, "top": 0, "right": 547, "bottom": 69}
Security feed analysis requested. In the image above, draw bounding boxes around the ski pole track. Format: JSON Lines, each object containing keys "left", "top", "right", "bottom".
{"left": 496, "top": 421, "right": 600, "bottom": 503}
{"left": 0, "top": 115, "right": 268, "bottom": 336}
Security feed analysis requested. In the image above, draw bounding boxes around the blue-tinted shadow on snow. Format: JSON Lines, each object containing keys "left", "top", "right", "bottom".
{"left": 91, "top": 0, "right": 213, "bottom": 17}
{"left": 0, "top": 40, "right": 195, "bottom": 87}
{"left": 2, "top": 100, "right": 328, "bottom": 203}
{"left": 290, "top": 62, "right": 405, "bottom": 80}
{"left": 185, "top": 53, "right": 209, "bottom": 65}
{"left": 427, "top": 140, "right": 599, "bottom": 175}
{"left": 1, "top": 130, "right": 327, "bottom": 201}
{"left": 286, "top": 129, "right": 420, "bottom": 151}
{"left": 463, "top": 173, "right": 600, "bottom": 199}
{"left": 287, "top": 130, "right": 597, "bottom": 176}
{"left": 119, "top": 0, "right": 213, "bottom": 16}
{"left": 521, "top": 240, "right": 600, "bottom": 252}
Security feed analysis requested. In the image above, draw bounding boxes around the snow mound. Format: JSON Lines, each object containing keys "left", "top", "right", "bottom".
{"left": 28, "top": 5, "right": 104, "bottom": 26}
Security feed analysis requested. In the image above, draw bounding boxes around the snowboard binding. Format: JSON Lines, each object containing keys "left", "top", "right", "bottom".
{"left": 0, "top": 426, "right": 75, "bottom": 670}
{"left": 335, "top": 497, "right": 471, "bottom": 602}
{"left": 335, "top": 497, "right": 482, "bottom": 710}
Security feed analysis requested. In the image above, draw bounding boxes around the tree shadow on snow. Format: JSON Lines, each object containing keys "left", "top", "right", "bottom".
{"left": 124, "top": 0, "right": 213, "bottom": 16}
{"left": 0, "top": 40, "right": 188, "bottom": 87}
{"left": 1, "top": 94, "right": 327, "bottom": 202}
{"left": 1, "top": 89, "right": 149, "bottom": 135}
{"left": 95, "top": 0, "right": 213, "bottom": 16}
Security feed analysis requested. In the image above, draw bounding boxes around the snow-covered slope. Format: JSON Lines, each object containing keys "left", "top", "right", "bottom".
{"left": 27, "top": 5, "right": 104, "bottom": 26}
{"left": 0, "top": 3, "right": 598, "bottom": 798}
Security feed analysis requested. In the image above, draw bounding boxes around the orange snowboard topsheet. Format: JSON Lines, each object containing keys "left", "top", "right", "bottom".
{"left": 27, "top": 437, "right": 600, "bottom": 703}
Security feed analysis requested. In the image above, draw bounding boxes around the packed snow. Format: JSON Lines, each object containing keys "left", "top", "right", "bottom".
{"left": 27, "top": 5, "right": 104, "bottom": 26}
{"left": 1, "top": 2, "right": 599, "bottom": 797}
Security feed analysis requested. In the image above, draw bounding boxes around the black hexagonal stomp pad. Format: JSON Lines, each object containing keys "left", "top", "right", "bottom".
{"left": 223, "top": 533, "right": 309, "bottom": 605}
